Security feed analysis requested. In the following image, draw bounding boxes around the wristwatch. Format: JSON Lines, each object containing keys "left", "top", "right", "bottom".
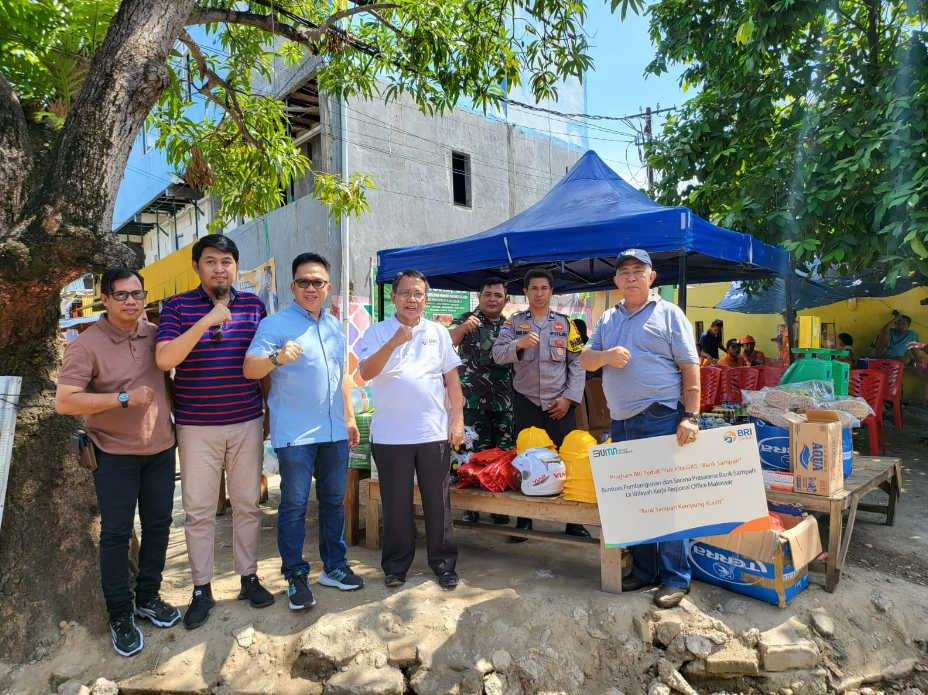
{"left": 684, "top": 411, "right": 700, "bottom": 424}
{"left": 118, "top": 391, "right": 129, "bottom": 409}
{"left": 269, "top": 350, "right": 281, "bottom": 367}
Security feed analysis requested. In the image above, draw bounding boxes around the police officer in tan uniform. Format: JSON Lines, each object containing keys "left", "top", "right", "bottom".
{"left": 492, "top": 268, "right": 589, "bottom": 539}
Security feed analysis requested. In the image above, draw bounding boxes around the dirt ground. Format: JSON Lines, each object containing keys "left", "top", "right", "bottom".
{"left": 3, "top": 405, "right": 928, "bottom": 695}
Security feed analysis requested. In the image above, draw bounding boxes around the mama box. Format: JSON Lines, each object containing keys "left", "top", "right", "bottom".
{"left": 689, "top": 508, "right": 821, "bottom": 607}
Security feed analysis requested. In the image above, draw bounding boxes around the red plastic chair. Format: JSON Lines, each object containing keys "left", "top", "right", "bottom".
{"left": 867, "top": 359, "right": 904, "bottom": 431}
{"left": 700, "top": 366, "right": 722, "bottom": 413}
{"left": 729, "top": 366, "right": 759, "bottom": 395}
{"left": 717, "top": 368, "right": 743, "bottom": 405}
{"left": 766, "top": 359, "right": 789, "bottom": 368}
{"left": 849, "top": 369, "right": 886, "bottom": 456}
{"left": 757, "top": 365, "right": 787, "bottom": 388}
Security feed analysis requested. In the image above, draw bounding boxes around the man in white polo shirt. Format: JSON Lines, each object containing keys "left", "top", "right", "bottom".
{"left": 358, "top": 270, "right": 465, "bottom": 589}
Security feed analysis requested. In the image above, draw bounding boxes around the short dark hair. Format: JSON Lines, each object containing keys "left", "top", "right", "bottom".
{"left": 523, "top": 268, "right": 554, "bottom": 288}
{"left": 192, "top": 233, "right": 239, "bottom": 263}
{"left": 900, "top": 315, "right": 912, "bottom": 325}
{"left": 838, "top": 332, "right": 853, "bottom": 346}
{"left": 101, "top": 268, "right": 144, "bottom": 296}
{"left": 726, "top": 338, "right": 741, "bottom": 348}
{"left": 392, "top": 269, "right": 429, "bottom": 294}
{"left": 479, "top": 277, "right": 508, "bottom": 295}
{"left": 711, "top": 319, "right": 723, "bottom": 327}
{"left": 292, "top": 252, "right": 331, "bottom": 278}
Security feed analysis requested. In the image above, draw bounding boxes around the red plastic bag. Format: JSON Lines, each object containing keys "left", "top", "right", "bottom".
{"left": 456, "top": 462, "right": 483, "bottom": 489}
{"left": 476, "top": 450, "right": 519, "bottom": 493}
{"left": 768, "top": 513, "right": 785, "bottom": 532}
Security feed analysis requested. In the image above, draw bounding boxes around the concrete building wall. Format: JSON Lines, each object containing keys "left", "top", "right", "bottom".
{"left": 223, "top": 90, "right": 583, "bottom": 308}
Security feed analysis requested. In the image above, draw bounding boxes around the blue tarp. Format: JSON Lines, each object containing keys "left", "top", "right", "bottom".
{"left": 376, "top": 151, "right": 790, "bottom": 292}
{"left": 716, "top": 274, "right": 926, "bottom": 314}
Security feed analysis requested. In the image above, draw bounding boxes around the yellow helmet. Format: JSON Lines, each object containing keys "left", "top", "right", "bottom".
{"left": 516, "top": 427, "right": 556, "bottom": 454}
{"left": 559, "top": 430, "right": 598, "bottom": 459}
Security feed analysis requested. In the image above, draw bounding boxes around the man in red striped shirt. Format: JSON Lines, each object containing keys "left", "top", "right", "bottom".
{"left": 156, "top": 234, "right": 274, "bottom": 628}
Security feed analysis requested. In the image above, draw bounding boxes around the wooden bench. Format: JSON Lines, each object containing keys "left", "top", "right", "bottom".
{"left": 362, "top": 479, "right": 623, "bottom": 594}
{"left": 764, "top": 455, "right": 902, "bottom": 592}
{"left": 343, "top": 467, "right": 371, "bottom": 546}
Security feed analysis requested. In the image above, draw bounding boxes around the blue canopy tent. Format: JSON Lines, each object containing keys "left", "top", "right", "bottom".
{"left": 376, "top": 150, "right": 793, "bottom": 339}
{"left": 716, "top": 273, "right": 926, "bottom": 314}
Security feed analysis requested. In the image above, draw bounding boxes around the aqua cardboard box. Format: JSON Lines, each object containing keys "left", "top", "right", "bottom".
{"left": 689, "top": 510, "right": 821, "bottom": 607}
{"left": 785, "top": 410, "right": 844, "bottom": 496}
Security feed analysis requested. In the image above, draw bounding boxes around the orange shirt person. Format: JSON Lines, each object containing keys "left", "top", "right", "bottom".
{"left": 740, "top": 335, "right": 766, "bottom": 366}
{"left": 718, "top": 338, "right": 749, "bottom": 367}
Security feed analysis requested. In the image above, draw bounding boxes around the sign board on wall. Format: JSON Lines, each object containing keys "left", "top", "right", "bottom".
{"left": 238, "top": 258, "right": 278, "bottom": 314}
{"left": 589, "top": 425, "right": 770, "bottom": 548}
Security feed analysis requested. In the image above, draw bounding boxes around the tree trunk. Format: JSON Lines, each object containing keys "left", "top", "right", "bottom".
{"left": 0, "top": 0, "right": 195, "bottom": 660}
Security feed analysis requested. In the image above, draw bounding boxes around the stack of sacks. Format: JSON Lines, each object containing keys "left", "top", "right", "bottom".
{"left": 349, "top": 412, "right": 373, "bottom": 469}
{"left": 559, "top": 430, "right": 598, "bottom": 503}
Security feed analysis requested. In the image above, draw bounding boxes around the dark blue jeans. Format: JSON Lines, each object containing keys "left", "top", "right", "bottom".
{"left": 611, "top": 403, "right": 692, "bottom": 589}
{"left": 92, "top": 445, "right": 176, "bottom": 619}
{"left": 275, "top": 440, "right": 349, "bottom": 579}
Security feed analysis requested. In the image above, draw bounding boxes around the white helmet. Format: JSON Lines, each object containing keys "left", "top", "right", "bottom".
{"left": 512, "top": 448, "right": 567, "bottom": 496}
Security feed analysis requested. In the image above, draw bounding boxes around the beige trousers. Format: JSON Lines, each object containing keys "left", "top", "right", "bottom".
{"left": 177, "top": 418, "right": 263, "bottom": 585}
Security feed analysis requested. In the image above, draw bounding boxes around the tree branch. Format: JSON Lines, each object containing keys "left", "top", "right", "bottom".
{"left": 177, "top": 29, "right": 261, "bottom": 149}
{"left": 0, "top": 72, "right": 32, "bottom": 236}
{"left": 318, "top": 4, "right": 399, "bottom": 36}
{"left": 188, "top": 6, "right": 322, "bottom": 46}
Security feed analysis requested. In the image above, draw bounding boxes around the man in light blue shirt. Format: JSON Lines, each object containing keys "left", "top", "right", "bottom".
{"left": 244, "top": 253, "right": 362, "bottom": 610}
{"left": 580, "top": 249, "right": 701, "bottom": 609}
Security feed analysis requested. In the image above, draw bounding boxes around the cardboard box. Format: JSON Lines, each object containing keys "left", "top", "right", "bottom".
{"left": 763, "top": 470, "right": 794, "bottom": 491}
{"left": 785, "top": 410, "right": 844, "bottom": 496}
{"left": 798, "top": 316, "right": 821, "bottom": 349}
{"left": 689, "top": 511, "right": 821, "bottom": 607}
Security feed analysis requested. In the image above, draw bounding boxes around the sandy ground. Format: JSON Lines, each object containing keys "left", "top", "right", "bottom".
{"left": 3, "top": 406, "right": 928, "bottom": 695}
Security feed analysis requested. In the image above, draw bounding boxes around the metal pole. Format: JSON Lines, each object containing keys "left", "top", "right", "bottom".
{"left": 339, "top": 96, "right": 351, "bottom": 349}
{"left": 378, "top": 281, "right": 385, "bottom": 322}
{"left": 677, "top": 250, "right": 688, "bottom": 312}
{"left": 784, "top": 273, "right": 795, "bottom": 364}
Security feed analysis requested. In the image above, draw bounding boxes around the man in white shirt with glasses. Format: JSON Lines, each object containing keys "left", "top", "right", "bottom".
{"left": 359, "top": 270, "right": 465, "bottom": 589}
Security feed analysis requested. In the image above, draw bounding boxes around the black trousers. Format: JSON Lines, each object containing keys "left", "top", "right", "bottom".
{"left": 513, "top": 392, "right": 576, "bottom": 448}
{"left": 92, "top": 445, "right": 176, "bottom": 618}
{"left": 370, "top": 440, "right": 457, "bottom": 576}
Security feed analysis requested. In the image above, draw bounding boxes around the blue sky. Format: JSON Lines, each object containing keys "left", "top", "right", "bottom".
{"left": 583, "top": 2, "right": 687, "bottom": 189}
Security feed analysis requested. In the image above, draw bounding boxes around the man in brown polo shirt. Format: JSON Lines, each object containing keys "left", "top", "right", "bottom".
{"left": 56, "top": 268, "right": 178, "bottom": 658}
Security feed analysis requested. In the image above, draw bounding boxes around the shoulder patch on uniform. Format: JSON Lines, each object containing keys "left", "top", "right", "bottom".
{"left": 567, "top": 319, "right": 583, "bottom": 352}
{"left": 500, "top": 321, "right": 512, "bottom": 332}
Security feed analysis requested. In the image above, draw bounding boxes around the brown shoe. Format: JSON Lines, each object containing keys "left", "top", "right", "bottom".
{"left": 653, "top": 584, "right": 690, "bottom": 608}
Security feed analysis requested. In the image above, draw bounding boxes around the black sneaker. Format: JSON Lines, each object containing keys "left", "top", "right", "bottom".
{"left": 287, "top": 570, "right": 316, "bottom": 610}
{"left": 510, "top": 517, "right": 532, "bottom": 543}
{"left": 183, "top": 585, "right": 216, "bottom": 630}
{"left": 238, "top": 574, "right": 275, "bottom": 608}
{"left": 564, "top": 523, "right": 591, "bottom": 538}
{"left": 110, "top": 613, "right": 144, "bottom": 657}
{"left": 319, "top": 566, "right": 364, "bottom": 591}
{"left": 134, "top": 595, "right": 181, "bottom": 628}
{"left": 462, "top": 510, "right": 480, "bottom": 522}
{"left": 384, "top": 573, "right": 406, "bottom": 587}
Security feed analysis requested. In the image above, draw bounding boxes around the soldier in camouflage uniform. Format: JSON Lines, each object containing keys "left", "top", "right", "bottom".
{"left": 449, "top": 277, "right": 513, "bottom": 525}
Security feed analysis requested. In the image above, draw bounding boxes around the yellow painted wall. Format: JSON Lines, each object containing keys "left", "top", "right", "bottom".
{"left": 140, "top": 247, "right": 200, "bottom": 303}
{"left": 685, "top": 282, "right": 928, "bottom": 401}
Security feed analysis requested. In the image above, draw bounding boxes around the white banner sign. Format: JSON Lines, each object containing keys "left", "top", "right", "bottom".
{"left": 589, "top": 425, "right": 770, "bottom": 548}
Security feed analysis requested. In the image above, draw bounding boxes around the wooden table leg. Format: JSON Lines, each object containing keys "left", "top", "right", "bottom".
{"left": 838, "top": 494, "right": 860, "bottom": 568}
{"left": 825, "top": 498, "right": 843, "bottom": 592}
{"left": 600, "top": 533, "right": 623, "bottom": 594}
{"left": 365, "top": 485, "right": 381, "bottom": 550}
{"left": 886, "top": 463, "right": 902, "bottom": 526}
{"left": 344, "top": 468, "right": 361, "bottom": 546}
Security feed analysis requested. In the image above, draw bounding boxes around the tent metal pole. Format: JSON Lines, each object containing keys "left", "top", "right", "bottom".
{"left": 677, "top": 250, "right": 688, "bottom": 312}
{"left": 784, "top": 273, "right": 795, "bottom": 364}
{"left": 377, "top": 281, "right": 385, "bottom": 322}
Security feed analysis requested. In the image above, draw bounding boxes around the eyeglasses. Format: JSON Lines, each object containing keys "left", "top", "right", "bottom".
{"left": 210, "top": 324, "right": 223, "bottom": 343}
{"left": 397, "top": 291, "right": 427, "bottom": 301}
{"left": 294, "top": 278, "right": 328, "bottom": 289}
{"left": 108, "top": 290, "right": 148, "bottom": 301}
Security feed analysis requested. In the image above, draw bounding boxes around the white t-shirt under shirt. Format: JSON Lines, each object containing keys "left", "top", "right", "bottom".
{"left": 359, "top": 314, "right": 463, "bottom": 445}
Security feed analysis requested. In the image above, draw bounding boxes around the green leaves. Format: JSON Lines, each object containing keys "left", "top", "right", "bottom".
{"left": 647, "top": 0, "right": 928, "bottom": 286}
